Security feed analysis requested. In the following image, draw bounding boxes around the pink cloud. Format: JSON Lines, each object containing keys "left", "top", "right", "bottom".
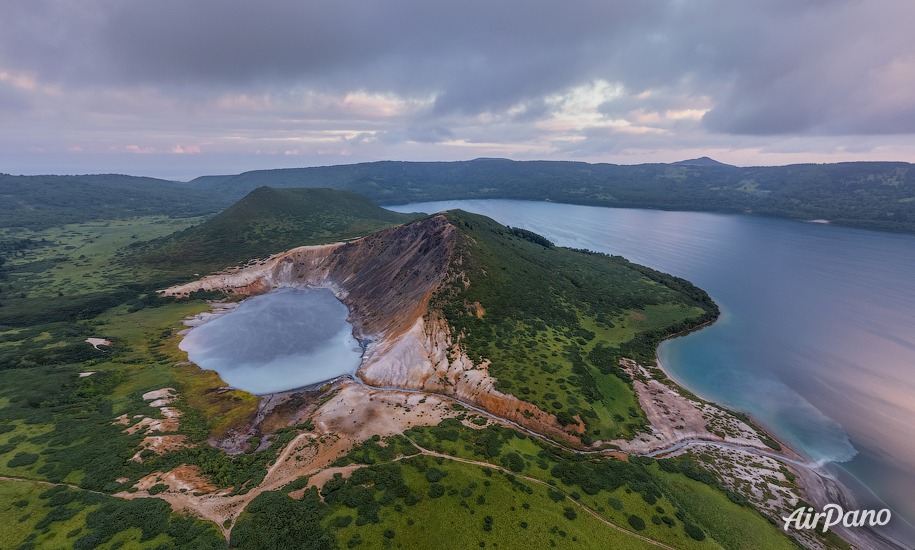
{"left": 171, "top": 144, "right": 201, "bottom": 154}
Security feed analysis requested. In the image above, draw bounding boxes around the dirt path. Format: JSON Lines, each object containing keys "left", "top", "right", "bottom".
{"left": 403, "top": 439, "right": 678, "bottom": 550}
{"left": 0, "top": 475, "right": 111, "bottom": 498}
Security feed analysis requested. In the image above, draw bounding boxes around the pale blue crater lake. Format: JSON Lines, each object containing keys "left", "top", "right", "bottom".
{"left": 390, "top": 199, "right": 915, "bottom": 544}
{"left": 180, "top": 287, "right": 363, "bottom": 395}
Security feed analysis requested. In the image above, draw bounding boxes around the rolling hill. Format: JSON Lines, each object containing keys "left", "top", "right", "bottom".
{"left": 124, "top": 187, "right": 422, "bottom": 281}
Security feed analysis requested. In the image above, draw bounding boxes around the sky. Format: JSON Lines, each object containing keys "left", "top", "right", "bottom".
{"left": 2, "top": 0, "right": 915, "bottom": 181}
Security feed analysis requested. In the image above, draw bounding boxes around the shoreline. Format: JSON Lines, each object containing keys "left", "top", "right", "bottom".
{"left": 652, "top": 349, "right": 908, "bottom": 550}
{"left": 653, "top": 353, "right": 798, "bottom": 458}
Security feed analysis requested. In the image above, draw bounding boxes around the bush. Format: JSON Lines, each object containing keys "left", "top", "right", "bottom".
{"left": 501, "top": 452, "right": 525, "bottom": 473}
{"left": 563, "top": 507, "right": 577, "bottom": 520}
{"left": 7, "top": 452, "right": 39, "bottom": 467}
{"left": 684, "top": 523, "right": 706, "bottom": 541}
{"left": 335, "top": 515, "right": 353, "bottom": 528}
{"left": 425, "top": 468, "right": 447, "bottom": 483}
{"left": 627, "top": 515, "right": 646, "bottom": 531}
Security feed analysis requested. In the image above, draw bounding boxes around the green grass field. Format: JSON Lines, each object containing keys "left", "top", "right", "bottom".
{"left": 233, "top": 422, "right": 801, "bottom": 549}
{"left": 326, "top": 459, "right": 660, "bottom": 550}
{"left": 0, "top": 216, "right": 204, "bottom": 300}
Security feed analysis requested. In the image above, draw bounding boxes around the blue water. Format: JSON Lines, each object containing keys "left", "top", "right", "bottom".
{"left": 390, "top": 200, "right": 915, "bottom": 543}
{"left": 179, "top": 287, "right": 363, "bottom": 394}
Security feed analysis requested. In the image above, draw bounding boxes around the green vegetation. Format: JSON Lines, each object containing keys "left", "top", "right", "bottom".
{"left": 236, "top": 459, "right": 657, "bottom": 549}
{"left": 652, "top": 466, "right": 799, "bottom": 549}
{"left": 0, "top": 481, "right": 223, "bottom": 549}
{"left": 187, "top": 159, "right": 915, "bottom": 233}
{"left": 232, "top": 422, "right": 799, "bottom": 549}
{"left": 0, "top": 173, "right": 230, "bottom": 229}
{"left": 434, "top": 211, "right": 717, "bottom": 442}
{"left": 125, "top": 187, "right": 421, "bottom": 280}
{"left": 0, "top": 216, "right": 202, "bottom": 369}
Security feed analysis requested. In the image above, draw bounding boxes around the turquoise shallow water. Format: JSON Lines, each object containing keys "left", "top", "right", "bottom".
{"left": 180, "top": 287, "right": 363, "bottom": 394}
{"left": 390, "top": 200, "right": 915, "bottom": 544}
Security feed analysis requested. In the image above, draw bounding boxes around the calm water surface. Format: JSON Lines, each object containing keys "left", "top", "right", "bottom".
{"left": 391, "top": 200, "right": 915, "bottom": 542}
{"left": 180, "top": 287, "right": 362, "bottom": 394}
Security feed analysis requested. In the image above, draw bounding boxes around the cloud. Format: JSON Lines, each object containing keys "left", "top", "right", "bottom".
{"left": 1, "top": 0, "right": 914, "bottom": 178}
{"left": 171, "top": 144, "right": 202, "bottom": 155}
{"left": 123, "top": 145, "right": 156, "bottom": 154}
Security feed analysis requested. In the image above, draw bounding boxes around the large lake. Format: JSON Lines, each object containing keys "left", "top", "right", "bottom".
{"left": 180, "top": 287, "right": 363, "bottom": 394}
{"left": 390, "top": 199, "right": 915, "bottom": 543}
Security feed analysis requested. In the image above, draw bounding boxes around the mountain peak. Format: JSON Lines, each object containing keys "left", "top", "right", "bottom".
{"left": 671, "top": 156, "right": 734, "bottom": 167}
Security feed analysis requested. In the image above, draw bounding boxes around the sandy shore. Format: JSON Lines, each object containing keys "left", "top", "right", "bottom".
{"left": 176, "top": 300, "right": 241, "bottom": 335}
{"left": 649, "top": 356, "right": 907, "bottom": 550}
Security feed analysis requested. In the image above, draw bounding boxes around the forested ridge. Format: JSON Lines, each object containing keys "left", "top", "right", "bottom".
{"left": 5, "top": 159, "right": 914, "bottom": 233}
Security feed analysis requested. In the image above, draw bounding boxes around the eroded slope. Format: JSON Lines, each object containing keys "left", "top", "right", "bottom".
{"left": 165, "top": 211, "right": 718, "bottom": 446}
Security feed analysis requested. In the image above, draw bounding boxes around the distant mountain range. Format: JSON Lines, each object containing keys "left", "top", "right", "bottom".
{"left": 3, "top": 158, "right": 914, "bottom": 233}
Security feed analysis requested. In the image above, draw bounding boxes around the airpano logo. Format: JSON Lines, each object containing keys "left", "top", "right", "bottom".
{"left": 782, "top": 504, "right": 891, "bottom": 533}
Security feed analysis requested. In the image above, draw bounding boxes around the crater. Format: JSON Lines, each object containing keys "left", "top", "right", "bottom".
{"left": 179, "top": 287, "right": 363, "bottom": 394}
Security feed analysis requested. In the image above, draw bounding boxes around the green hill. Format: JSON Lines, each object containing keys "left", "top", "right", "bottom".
{"left": 189, "top": 158, "right": 915, "bottom": 233}
{"left": 125, "top": 187, "right": 421, "bottom": 280}
{"left": 438, "top": 210, "right": 718, "bottom": 443}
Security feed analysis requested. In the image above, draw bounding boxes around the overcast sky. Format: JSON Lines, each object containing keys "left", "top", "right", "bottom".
{"left": 2, "top": 0, "right": 915, "bottom": 180}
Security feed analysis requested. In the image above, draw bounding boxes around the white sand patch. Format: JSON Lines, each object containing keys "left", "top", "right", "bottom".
{"left": 85, "top": 338, "right": 111, "bottom": 350}
{"left": 131, "top": 435, "right": 191, "bottom": 462}
{"left": 178, "top": 302, "right": 241, "bottom": 334}
{"left": 607, "top": 359, "right": 777, "bottom": 454}
{"left": 117, "top": 388, "right": 188, "bottom": 459}
{"left": 142, "top": 388, "right": 176, "bottom": 402}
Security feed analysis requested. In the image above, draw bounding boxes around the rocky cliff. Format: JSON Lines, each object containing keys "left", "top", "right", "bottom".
{"left": 163, "top": 215, "right": 570, "bottom": 442}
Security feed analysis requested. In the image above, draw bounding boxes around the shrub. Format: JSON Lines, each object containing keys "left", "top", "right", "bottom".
{"left": 627, "top": 515, "right": 646, "bottom": 531}
{"left": 425, "top": 468, "right": 447, "bottom": 483}
{"left": 7, "top": 452, "right": 39, "bottom": 467}
{"left": 428, "top": 484, "right": 445, "bottom": 499}
{"left": 684, "top": 523, "right": 706, "bottom": 541}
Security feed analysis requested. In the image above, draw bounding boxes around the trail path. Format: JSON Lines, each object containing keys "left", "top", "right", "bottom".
{"left": 402, "top": 438, "right": 679, "bottom": 550}
{"left": 0, "top": 475, "right": 112, "bottom": 498}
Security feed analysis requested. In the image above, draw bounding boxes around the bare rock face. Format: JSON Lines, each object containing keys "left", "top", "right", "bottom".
{"left": 164, "top": 214, "right": 569, "bottom": 442}
{"left": 164, "top": 215, "right": 454, "bottom": 337}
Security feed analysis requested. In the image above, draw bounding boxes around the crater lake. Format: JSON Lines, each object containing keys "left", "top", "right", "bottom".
{"left": 180, "top": 287, "right": 363, "bottom": 395}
